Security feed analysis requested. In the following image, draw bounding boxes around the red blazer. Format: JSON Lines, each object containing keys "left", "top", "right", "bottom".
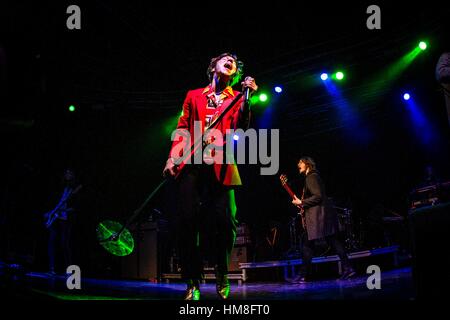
{"left": 169, "top": 86, "right": 250, "bottom": 186}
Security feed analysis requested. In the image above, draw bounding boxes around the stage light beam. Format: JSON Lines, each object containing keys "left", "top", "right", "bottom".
{"left": 274, "top": 86, "right": 283, "bottom": 93}
{"left": 259, "top": 93, "right": 268, "bottom": 102}
{"left": 320, "top": 73, "right": 329, "bottom": 81}
{"left": 403, "top": 93, "right": 411, "bottom": 101}
{"left": 68, "top": 105, "right": 76, "bottom": 112}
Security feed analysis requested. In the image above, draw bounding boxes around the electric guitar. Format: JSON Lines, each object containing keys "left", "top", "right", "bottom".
{"left": 44, "top": 184, "right": 82, "bottom": 228}
{"left": 279, "top": 174, "right": 306, "bottom": 229}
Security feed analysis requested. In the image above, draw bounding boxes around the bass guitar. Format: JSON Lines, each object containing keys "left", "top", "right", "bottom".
{"left": 44, "top": 184, "right": 82, "bottom": 228}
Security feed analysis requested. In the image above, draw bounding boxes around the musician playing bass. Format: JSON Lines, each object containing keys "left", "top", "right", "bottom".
{"left": 45, "top": 168, "right": 81, "bottom": 276}
{"left": 163, "top": 53, "right": 257, "bottom": 300}
{"left": 291, "top": 157, "right": 356, "bottom": 282}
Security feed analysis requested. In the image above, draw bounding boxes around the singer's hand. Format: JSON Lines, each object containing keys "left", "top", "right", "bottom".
{"left": 242, "top": 77, "right": 258, "bottom": 93}
{"left": 163, "top": 158, "right": 177, "bottom": 177}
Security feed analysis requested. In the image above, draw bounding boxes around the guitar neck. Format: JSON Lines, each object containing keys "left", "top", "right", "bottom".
{"left": 282, "top": 183, "right": 296, "bottom": 199}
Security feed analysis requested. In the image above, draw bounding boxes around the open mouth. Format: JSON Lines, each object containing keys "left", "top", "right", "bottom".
{"left": 224, "top": 62, "right": 233, "bottom": 71}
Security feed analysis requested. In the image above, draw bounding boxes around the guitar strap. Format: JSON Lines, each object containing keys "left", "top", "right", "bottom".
{"left": 173, "top": 92, "right": 244, "bottom": 177}
{"left": 206, "top": 92, "right": 243, "bottom": 131}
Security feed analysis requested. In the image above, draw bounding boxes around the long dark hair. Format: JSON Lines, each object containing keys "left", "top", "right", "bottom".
{"left": 206, "top": 52, "right": 244, "bottom": 86}
{"left": 299, "top": 157, "right": 317, "bottom": 171}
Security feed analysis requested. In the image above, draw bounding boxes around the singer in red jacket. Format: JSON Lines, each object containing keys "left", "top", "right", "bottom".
{"left": 163, "top": 53, "right": 257, "bottom": 300}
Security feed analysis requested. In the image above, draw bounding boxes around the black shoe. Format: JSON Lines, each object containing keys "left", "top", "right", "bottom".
{"left": 216, "top": 274, "right": 230, "bottom": 300}
{"left": 183, "top": 286, "right": 200, "bottom": 300}
{"left": 216, "top": 282, "right": 230, "bottom": 300}
{"left": 183, "top": 280, "right": 200, "bottom": 300}
{"left": 292, "top": 275, "right": 310, "bottom": 284}
{"left": 339, "top": 267, "right": 356, "bottom": 280}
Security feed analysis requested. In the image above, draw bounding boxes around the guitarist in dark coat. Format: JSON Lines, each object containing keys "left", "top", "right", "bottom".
{"left": 292, "top": 157, "right": 355, "bottom": 282}
{"left": 163, "top": 53, "right": 258, "bottom": 300}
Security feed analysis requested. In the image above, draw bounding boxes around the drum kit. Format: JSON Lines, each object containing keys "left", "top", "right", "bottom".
{"left": 334, "top": 206, "right": 361, "bottom": 251}
{"left": 283, "top": 201, "right": 361, "bottom": 258}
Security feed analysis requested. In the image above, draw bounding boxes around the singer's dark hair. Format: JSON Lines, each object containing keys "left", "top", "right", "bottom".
{"left": 207, "top": 53, "right": 244, "bottom": 86}
{"left": 299, "top": 157, "right": 317, "bottom": 171}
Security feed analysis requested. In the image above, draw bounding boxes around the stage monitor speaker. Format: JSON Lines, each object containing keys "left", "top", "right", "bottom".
{"left": 409, "top": 202, "right": 450, "bottom": 300}
{"left": 121, "top": 221, "right": 159, "bottom": 281}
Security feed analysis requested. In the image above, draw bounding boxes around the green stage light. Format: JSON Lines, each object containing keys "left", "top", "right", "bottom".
{"left": 336, "top": 72, "right": 345, "bottom": 80}
{"left": 259, "top": 93, "right": 268, "bottom": 102}
{"left": 68, "top": 105, "right": 76, "bottom": 112}
{"left": 358, "top": 44, "right": 423, "bottom": 105}
{"left": 419, "top": 41, "right": 427, "bottom": 51}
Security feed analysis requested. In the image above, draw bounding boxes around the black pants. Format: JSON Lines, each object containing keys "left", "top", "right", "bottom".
{"left": 300, "top": 232, "right": 350, "bottom": 275}
{"left": 48, "top": 219, "right": 72, "bottom": 272}
{"left": 177, "top": 166, "right": 237, "bottom": 283}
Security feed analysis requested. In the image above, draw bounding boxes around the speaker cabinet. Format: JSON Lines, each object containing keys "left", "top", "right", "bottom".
{"left": 121, "top": 221, "right": 160, "bottom": 281}
{"left": 409, "top": 202, "right": 450, "bottom": 300}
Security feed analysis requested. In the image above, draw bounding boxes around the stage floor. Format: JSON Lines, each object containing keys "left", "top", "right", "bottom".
{"left": 4, "top": 267, "right": 415, "bottom": 300}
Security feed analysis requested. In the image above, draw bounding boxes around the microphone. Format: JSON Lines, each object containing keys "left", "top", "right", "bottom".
{"left": 244, "top": 87, "right": 251, "bottom": 103}
{"left": 243, "top": 76, "right": 251, "bottom": 103}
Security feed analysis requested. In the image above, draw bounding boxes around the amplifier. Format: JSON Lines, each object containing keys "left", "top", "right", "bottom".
{"left": 121, "top": 220, "right": 167, "bottom": 281}
{"left": 409, "top": 202, "right": 450, "bottom": 300}
{"left": 409, "top": 181, "right": 450, "bottom": 210}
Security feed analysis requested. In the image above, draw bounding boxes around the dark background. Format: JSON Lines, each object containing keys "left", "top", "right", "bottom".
{"left": 1, "top": 1, "right": 449, "bottom": 277}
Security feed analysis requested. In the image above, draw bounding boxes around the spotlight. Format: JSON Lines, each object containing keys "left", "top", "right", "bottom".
{"left": 233, "top": 134, "right": 239, "bottom": 141}
{"left": 259, "top": 93, "right": 268, "bottom": 102}
{"left": 335, "top": 72, "right": 345, "bottom": 80}
{"left": 68, "top": 105, "right": 76, "bottom": 112}
{"left": 320, "top": 73, "right": 329, "bottom": 81}
{"left": 403, "top": 93, "right": 411, "bottom": 101}
{"left": 274, "top": 86, "right": 283, "bottom": 93}
{"left": 419, "top": 41, "right": 427, "bottom": 51}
